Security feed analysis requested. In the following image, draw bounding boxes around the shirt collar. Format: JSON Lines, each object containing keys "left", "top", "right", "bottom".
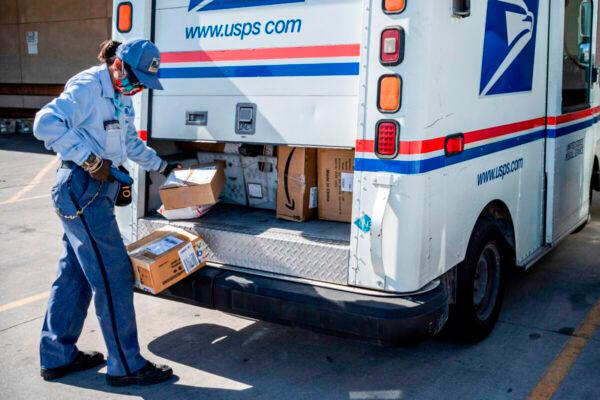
{"left": 99, "top": 64, "right": 116, "bottom": 99}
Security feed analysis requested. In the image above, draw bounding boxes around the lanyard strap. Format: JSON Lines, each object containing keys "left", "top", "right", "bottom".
{"left": 112, "top": 94, "right": 125, "bottom": 119}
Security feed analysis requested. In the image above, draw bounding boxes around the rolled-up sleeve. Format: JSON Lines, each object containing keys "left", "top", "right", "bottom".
{"left": 124, "top": 112, "right": 163, "bottom": 171}
{"left": 33, "top": 82, "right": 97, "bottom": 165}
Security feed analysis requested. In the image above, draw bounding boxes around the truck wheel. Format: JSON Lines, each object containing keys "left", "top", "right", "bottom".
{"left": 449, "top": 219, "right": 508, "bottom": 342}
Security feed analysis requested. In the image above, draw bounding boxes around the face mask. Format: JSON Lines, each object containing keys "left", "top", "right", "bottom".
{"left": 115, "top": 63, "right": 144, "bottom": 96}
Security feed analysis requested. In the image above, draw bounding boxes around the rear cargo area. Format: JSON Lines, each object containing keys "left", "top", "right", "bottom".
{"left": 138, "top": 141, "right": 353, "bottom": 286}
{"left": 139, "top": 204, "right": 351, "bottom": 285}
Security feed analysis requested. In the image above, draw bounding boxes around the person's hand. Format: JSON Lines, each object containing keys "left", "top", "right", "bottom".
{"left": 161, "top": 162, "right": 183, "bottom": 177}
{"left": 89, "top": 159, "right": 114, "bottom": 182}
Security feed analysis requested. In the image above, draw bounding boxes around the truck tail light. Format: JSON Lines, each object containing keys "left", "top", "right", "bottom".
{"left": 445, "top": 133, "right": 465, "bottom": 156}
{"left": 378, "top": 75, "right": 402, "bottom": 113}
{"left": 383, "top": 0, "right": 406, "bottom": 14}
{"left": 117, "top": 2, "right": 133, "bottom": 33}
{"left": 380, "top": 27, "right": 404, "bottom": 66}
{"left": 376, "top": 120, "right": 400, "bottom": 158}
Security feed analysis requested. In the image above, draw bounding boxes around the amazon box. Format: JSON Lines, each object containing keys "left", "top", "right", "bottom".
{"left": 318, "top": 149, "right": 355, "bottom": 223}
{"left": 127, "top": 226, "right": 208, "bottom": 294}
{"left": 159, "top": 164, "right": 225, "bottom": 210}
{"left": 276, "top": 146, "right": 318, "bottom": 222}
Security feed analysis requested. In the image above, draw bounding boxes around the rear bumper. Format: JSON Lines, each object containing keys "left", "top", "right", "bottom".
{"left": 152, "top": 266, "right": 449, "bottom": 346}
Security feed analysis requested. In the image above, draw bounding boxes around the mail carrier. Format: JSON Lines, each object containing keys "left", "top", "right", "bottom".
{"left": 112, "top": 0, "right": 600, "bottom": 344}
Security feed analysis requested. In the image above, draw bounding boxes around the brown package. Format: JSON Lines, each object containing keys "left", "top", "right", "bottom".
{"left": 159, "top": 164, "right": 225, "bottom": 210}
{"left": 276, "top": 146, "right": 318, "bottom": 222}
{"left": 317, "top": 149, "right": 355, "bottom": 223}
{"left": 127, "top": 226, "right": 208, "bottom": 294}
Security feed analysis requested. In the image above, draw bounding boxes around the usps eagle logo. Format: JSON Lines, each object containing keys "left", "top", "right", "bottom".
{"left": 188, "top": 0, "right": 305, "bottom": 12}
{"left": 480, "top": 0, "right": 540, "bottom": 96}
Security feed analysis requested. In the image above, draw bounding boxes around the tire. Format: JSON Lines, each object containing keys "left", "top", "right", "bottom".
{"left": 448, "top": 218, "right": 509, "bottom": 342}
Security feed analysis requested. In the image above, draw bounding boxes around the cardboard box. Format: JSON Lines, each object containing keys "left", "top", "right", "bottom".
{"left": 276, "top": 146, "right": 318, "bottom": 222}
{"left": 242, "top": 156, "right": 278, "bottom": 210}
{"left": 159, "top": 164, "right": 225, "bottom": 210}
{"left": 318, "top": 149, "right": 355, "bottom": 223}
{"left": 127, "top": 226, "right": 209, "bottom": 294}
{"left": 158, "top": 204, "right": 213, "bottom": 221}
{"left": 197, "top": 152, "right": 248, "bottom": 206}
{"left": 148, "top": 158, "right": 199, "bottom": 212}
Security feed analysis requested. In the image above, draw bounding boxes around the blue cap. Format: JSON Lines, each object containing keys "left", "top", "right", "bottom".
{"left": 116, "top": 39, "right": 163, "bottom": 90}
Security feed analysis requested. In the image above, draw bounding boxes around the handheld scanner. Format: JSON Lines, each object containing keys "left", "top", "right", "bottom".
{"left": 110, "top": 166, "right": 134, "bottom": 186}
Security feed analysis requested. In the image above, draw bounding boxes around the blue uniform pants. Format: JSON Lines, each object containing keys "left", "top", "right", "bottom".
{"left": 40, "top": 165, "right": 146, "bottom": 376}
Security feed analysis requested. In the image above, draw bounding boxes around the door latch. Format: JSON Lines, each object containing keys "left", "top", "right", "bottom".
{"left": 235, "top": 103, "right": 257, "bottom": 135}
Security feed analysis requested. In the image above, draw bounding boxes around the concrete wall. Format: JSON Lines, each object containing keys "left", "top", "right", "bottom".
{"left": 0, "top": 0, "right": 114, "bottom": 109}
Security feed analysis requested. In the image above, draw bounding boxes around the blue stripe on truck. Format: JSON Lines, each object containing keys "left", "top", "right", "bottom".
{"left": 546, "top": 117, "right": 599, "bottom": 138}
{"left": 158, "top": 62, "right": 360, "bottom": 79}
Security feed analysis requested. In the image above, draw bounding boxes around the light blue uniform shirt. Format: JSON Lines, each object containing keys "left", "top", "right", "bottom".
{"left": 34, "top": 64, "right": 163, "bottom": 171}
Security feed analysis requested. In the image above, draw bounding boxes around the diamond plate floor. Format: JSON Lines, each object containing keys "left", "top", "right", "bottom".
{"left": 138, "top": 204, "right": 352, "bottom": 284}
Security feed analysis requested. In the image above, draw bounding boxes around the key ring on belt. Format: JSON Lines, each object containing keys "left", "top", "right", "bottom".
{"left": 54, "top": 183, "right": 103, "bottom": 220}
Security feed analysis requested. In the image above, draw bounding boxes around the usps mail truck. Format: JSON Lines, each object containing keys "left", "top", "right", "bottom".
{"left": 112, "top": 0, "right": 600, "bottom": 344}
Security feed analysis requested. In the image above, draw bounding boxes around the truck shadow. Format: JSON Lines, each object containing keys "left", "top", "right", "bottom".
{"left": 141, "top": 321, "right": 472, "bottom": 400}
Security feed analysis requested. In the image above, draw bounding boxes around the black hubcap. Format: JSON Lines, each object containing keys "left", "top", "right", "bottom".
{"left": 473, "top": 243, "right": 501, "bottom": 321}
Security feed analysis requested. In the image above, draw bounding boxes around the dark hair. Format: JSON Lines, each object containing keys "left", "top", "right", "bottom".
{"left": 97, "top": 39, "right": 122, "bottom": 64}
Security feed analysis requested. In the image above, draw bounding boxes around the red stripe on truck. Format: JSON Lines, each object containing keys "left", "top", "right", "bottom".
{"left": 547, "top": 105, "right": 600, "bottom": 125}
{"left": 162, "top": 44, "right": 361, "bottom": 63}
{"left": 357, "top": 116, "right": 547, "bottom": 155}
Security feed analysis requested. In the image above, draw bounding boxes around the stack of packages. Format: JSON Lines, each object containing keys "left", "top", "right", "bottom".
{"left": 157, "top": 163, "right": 225, "bottom": 220}
{"left": 276, "top": 147, "right": 355, "bottom": 223}
{"left": 193, "top": 143, "right": 355, "bottom": 223}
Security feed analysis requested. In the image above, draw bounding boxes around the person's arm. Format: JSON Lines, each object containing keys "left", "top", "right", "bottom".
{"left": 33, "top": 81, "right": 97, "bottom": 165}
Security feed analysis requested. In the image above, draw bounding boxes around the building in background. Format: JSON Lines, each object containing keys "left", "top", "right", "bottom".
{"left": 0, "top": 0, "right": 114, "bottom": 119}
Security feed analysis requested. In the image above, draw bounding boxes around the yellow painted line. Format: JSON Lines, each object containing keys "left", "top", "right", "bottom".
{"left": 0, "top": 193, "right": 50, "bottom": 206}
{"left": 0, "top": 291, "right": 50, "bottom": 313}
{"left": 528, "top": 298, "right": 600, "bottom": 400}
{"left": 3, "top": 158, "right": 58, "bottom": 204}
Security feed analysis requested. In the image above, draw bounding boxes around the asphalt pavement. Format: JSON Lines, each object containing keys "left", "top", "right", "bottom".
{"left": 0, "top": 134, "right": 599, "bottom": 400}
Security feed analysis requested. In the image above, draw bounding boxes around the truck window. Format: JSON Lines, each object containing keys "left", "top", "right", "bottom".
{"left": 562, "top": 0, "right": 594, "bottom": 112}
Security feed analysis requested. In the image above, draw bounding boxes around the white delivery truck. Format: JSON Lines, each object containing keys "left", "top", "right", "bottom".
{"left": 112, "top": 0, "right": 600, "bottom": 344}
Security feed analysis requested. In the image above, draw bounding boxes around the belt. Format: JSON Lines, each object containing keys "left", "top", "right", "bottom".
{"left": 60, "top": 160, "right": 78, "bottom": 169}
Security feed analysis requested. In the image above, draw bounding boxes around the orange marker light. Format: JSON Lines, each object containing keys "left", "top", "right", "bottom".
{"left": 383, "top": 0, "right": 406, "bottom": 14}
{"left": 117, "top": 2, "right": 133, "bottom": 33}
{"left": 378, "top": 75, "right": 402, "bottom": 113}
